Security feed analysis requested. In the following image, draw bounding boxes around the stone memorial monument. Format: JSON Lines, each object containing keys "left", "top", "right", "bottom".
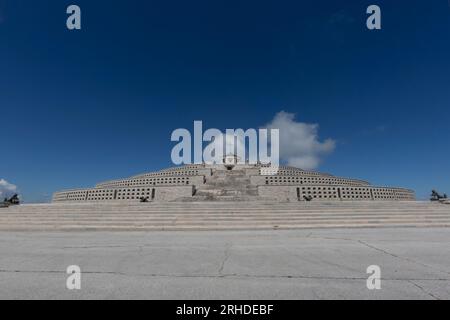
{"left": 53, "top": 155, "right": 415, "bottom": 203}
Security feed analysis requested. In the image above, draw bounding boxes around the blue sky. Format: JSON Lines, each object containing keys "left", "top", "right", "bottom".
{"left": 0, "top": 0, "right": 449, "bottom": 202}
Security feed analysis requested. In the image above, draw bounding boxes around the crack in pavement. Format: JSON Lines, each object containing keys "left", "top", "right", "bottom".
{"left": 309, "top": 235, "right": 450, "bottom": 276}
{"left": 408, "top": 280, "right": 441, "bottom": 300}
{"left": 218, "top": 243, "right": 232, "bottom": 275}
{"left": 310, "top": 288, "right": 321, "bottom": 300}
{"left": 60, "top": 245, "right": 133, "bottom": 249}
{"left": 56, "top": 244, "right": 214, "bottom": 250}
{"left": 356, "top": 239, "right": 450, "bottom": 276}
{"left": 0, "top": 269, "right": 449, "bottom": 282}
{"left": 307, "top": 233, "right": 449, "bottom": 299}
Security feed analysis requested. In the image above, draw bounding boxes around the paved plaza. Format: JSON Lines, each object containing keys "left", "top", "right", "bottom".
{"left": 1, "top": 227, "right": 449, "bottom": 299}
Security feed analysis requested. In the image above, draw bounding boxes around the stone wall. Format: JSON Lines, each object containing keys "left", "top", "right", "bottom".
{"left": 153, "top": 186, "right": 194, "bottom": 201}
{"left": 250, "top": 175, "right": 370, "bottom": 187}
{"left": 96, "top": 175, "right": 205, "bottom": 189}
{"left": 258, "top": 185, "right": 415, "bottom": 201}
{"left": 257, "top": 186, "right": 299, "bottom": 201}
{"left": 53, "top": 185, "right": 194, "bottom": 202}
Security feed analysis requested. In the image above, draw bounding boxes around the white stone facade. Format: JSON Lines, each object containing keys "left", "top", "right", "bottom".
{"left": 53, "top": 162, "right": 415, "bottom": 202}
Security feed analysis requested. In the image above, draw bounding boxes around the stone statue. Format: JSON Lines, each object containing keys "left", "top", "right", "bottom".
{"left": 303, "top": 195, "right": 313, "bottom": 202}
{"left": 430, "top": 190, "right": 447, "bottom": 202}
{"left": 140, "top": 196, "right": 149, "bottom": 203}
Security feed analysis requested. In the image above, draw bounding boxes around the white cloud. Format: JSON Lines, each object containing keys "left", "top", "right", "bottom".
{"left": 264, "top": 111, "right": 336, "bottom": 170}
{"left": 0, "top": 179, "right": 18, "bottom": 199}
{"left": 201, "top": 111, "right": 335, "bottom": 169}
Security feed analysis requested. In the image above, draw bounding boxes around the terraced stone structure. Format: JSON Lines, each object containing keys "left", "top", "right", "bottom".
{"left": 53, "top": 156, "right": 415, "bottom": 202}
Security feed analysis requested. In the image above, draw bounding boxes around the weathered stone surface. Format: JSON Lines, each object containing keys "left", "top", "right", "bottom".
{"left": 52, "top": 158, "right": 415, "bottom": 203}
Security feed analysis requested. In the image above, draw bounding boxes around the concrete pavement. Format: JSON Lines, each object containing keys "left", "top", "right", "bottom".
{"left": 0, "top": 228, "right": 449, "bottom": 299}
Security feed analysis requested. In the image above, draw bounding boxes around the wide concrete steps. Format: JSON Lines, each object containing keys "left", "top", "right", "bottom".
{"left": 0, "top": 201, "right": 449, "bottom": 231}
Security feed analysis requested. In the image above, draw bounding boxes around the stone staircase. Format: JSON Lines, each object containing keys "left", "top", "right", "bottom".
{"left": 193, "top": 169, "right": 258, "bottom": 200}
{"left": 0, "top": 201, "right": 449, "bottom": 231}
